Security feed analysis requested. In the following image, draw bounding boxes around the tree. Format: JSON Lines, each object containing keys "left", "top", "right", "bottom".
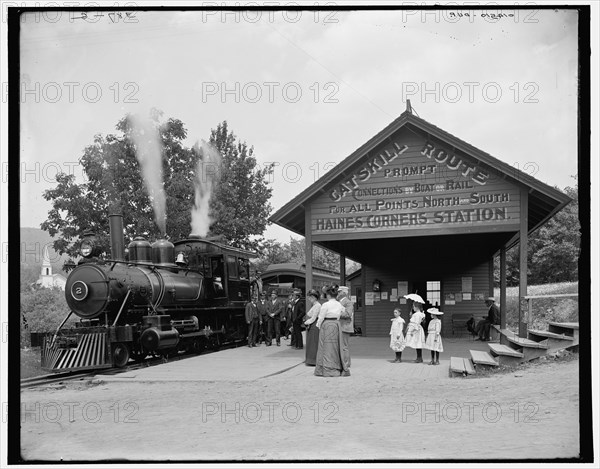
{"left": 20, "top": 286, "right": 75, "bottom": 346}
{"left": 254, "top": 236, "right": 360, "bottom": 275}
{"left": 208, "top": 121, "right": 274, "bottom": 251}
{"left": 495, "top": 181, "right": 580, "bottom": 286}
{"left": 42, "top": 113, "right": 274, "bottom": 257}
{"left": 529, "top": 184, "right": 579, "bottom": 283}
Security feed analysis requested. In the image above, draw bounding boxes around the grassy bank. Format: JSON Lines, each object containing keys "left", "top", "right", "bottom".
{"left": 494, "top": 282, "right": 579, "bottom": 332}
{"left": 21, "top": 347, "right": 45, "bottom": 379}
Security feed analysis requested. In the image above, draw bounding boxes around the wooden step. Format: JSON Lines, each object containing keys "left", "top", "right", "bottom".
{"left": 499, "top": 328, "right": 517, "bottom": 338}
{"left": 449, "top": 356, "right": 476, "bottom": 377}
{"left": 470, "top": 350, "right": 499, "bottom": 367}
{"left": 505, "top": 334, "right": 548, "bottom": 349}
{"left": 528, "top": 329, "right": 574, "bottom": 341}
{"left": 488, "top": 343, "right": 524, "bottom": 358}
{"left": 548, "top": 321, "right": 579, "bottom": 330}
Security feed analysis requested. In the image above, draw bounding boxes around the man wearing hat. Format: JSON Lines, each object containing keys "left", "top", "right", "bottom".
{"left": 250, "top": 271, "right": 263, "bottom": 298}
{"left": 245, "top": 294, "right": 261, "bottom": 347}
{"left": 266, "top": 289, "right": 284, "bottom": 346}
{"left": 475, "top": 297, "right": 500, "bottom": 341}
{"left": 257, "top": 291, "right": 269, "bottom": 344}
{"left": 337, "top": 286, "right": 354, "bottom": 369}
{"left": 290, "top": 289, "right": 306, "bottom": 349}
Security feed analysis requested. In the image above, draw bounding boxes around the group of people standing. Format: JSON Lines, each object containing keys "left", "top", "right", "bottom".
{"left": 245, "top": 282, "right": 354, "bottom": 377}
{"left": 304, "top": 284, "right": 353, "bottom": 377}
{"left": 389, "top": 297, "right": 444, "bottom": 365}
{"left": 245, "top": 289, "right": 306, "bottom": 348}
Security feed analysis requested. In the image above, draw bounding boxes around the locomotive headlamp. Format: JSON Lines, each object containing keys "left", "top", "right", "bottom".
{"left": 80, "top": 240, "right": 94, "bottom": 257}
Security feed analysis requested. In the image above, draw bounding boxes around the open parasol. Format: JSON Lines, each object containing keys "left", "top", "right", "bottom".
{"left": 403, "top": 293, "right": 425, "bottom": 304}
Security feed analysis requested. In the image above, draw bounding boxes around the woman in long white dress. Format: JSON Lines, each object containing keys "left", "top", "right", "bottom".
{"left": 314, "top": 285, "right": 350, "bottom": 377}
{"left": 304, "top": 289, "right": 322, "bottom": 366}
{"left": 404, "top": 301, "right": 426, "bottom": 363}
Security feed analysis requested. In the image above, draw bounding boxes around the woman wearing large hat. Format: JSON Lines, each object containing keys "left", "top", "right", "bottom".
{"left": 314, "top": 285, "right": 350, "bottom": 377}
{"left": 304, "top": 289, "right": 321, "bottom": 366}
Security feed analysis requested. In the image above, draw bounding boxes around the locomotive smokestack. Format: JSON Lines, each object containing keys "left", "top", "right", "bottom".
{"left": 109, "top": 213, "right": 125, "bottom": 260}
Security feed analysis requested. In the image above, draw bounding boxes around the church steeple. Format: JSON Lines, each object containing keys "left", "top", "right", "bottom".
{"left": 41, "top": 245, "right": 52, "bottom": 279}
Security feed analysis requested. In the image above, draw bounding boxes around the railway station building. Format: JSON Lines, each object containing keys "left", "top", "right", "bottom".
{"left": 270, "top": 105, "right": 571, "bottom": 337}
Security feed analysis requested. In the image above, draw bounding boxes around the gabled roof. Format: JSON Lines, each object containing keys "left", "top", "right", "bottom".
{"left": 270, "top": 110, "right": 571, "bottom": 244}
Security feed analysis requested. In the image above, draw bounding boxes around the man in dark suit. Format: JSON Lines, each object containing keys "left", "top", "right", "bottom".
{"left": 245, "top": 295, "right": 261, "bottom": 347}
{"left": 337, "top": 286, "right": 354, "bottom": 368}
{"left": 266, "top": 289, "right": 284, "bottom": 346}
{"left": 257, "top": 291, "right": 268, "bottom": 344}
{"left": 476, "top": 297, "right": 500, "bottom": 341}
{"left": 290, "top": 289, "right": 306, "bottom": 350}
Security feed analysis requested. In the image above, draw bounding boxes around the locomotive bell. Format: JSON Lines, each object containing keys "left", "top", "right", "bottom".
{"left": 151, "top": 239, "right": 176, "bottom": 266}
{"left": 175, "top": 252, "right": 188, "bottom": 266}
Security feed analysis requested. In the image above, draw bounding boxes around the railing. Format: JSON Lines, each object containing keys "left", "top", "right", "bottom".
{"left": 519, "top": 293, "right": 579, "bottom": 336}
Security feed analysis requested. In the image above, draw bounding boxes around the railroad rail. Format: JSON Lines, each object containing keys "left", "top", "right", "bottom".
{"left": 21, "top": 341, "right": 244, "bottom": 389}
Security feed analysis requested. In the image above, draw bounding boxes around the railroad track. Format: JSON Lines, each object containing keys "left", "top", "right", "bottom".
{"left": 21, "top": 340, "right": 245, "bottom": 389}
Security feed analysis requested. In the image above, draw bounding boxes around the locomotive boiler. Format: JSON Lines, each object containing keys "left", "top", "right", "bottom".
{"left": 41, "top": 213, "right": 255, "bottom": 372}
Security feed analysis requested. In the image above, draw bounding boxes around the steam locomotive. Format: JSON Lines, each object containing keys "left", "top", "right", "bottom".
{"left": 41, "top": 213, "right": 255, "bottom": 372}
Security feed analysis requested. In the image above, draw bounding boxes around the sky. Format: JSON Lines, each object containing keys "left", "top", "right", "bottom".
{"left": 15, "top": 5, "right": 583, "bottom": 244}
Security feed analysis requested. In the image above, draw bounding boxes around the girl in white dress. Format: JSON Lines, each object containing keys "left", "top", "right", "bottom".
{"left": 425, "top": 308, "right": 444, "bottom": 365}
{"left": 404, "top": 302, "right": 426, "bottom": 363}
{"left": 389, "top": 308, "right": 406, "bottom": 362}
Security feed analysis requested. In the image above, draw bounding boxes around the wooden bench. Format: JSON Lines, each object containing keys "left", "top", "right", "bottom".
{"left": 451, "top": 313, "right": 474, "bottom": 336}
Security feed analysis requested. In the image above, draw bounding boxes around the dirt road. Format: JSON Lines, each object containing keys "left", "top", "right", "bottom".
{"left": 20, "top": 356, "right": 580, "bottom": 461}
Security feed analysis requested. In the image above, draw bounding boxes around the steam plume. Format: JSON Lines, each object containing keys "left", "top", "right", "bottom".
{"left": 130, "top": 115, "right": 167, "bottom": 235}
{"left": 191, "top": 140, "right": 222, "bottom": 237}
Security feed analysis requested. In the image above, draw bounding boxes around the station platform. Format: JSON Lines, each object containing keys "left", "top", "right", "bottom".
{"left": 99, "top": 334, "right": 491, "bottom": 383}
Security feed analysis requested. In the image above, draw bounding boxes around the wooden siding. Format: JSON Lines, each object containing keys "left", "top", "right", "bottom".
{"left": 310, "top": 127, "right": 520, "bottom": 239}
{"left": 356, "top": 260, "right": 491, "bottom": 337}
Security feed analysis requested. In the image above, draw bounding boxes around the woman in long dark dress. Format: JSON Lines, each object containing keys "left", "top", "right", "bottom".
{"left": 304, "top": 289, "right": 321, "bottom": 366}
{"left": 314, "top": 285, "right": 350, "bottom": 377}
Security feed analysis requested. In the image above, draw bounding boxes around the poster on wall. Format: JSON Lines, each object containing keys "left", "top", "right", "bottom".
{"left": 462, "top": 277, "right": 473, "bottom": 292}
{"left": 474, "top": 293, "right": 485, "bottom": 301}
{"left": 382, "top": 292, "right": 389, "bottom": 300}
{"left": 446, "top": 300, "right": 456, "bottom": 305}
{"left": 455, "top": 293, "right": 463, "bottom": 302}
{"left": 397, "top": 281, "right": 408, "bottom": 297}
{"left": 365, "top": 292, "right": 374, "bottom": 306}
{"left": 374, "top": 293, "right": 381, "bottom": 302}
{"left": 463, "top": 292, "right": 472, "bottom": 301}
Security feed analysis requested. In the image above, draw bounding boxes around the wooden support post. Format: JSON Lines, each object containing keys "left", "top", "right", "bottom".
{"left": 488, "top": 257, "right": 494, "bottom": 296}
{"left": 340, "top": 255, "right": 346, "bottom": 287}
{"left": 304, "top": 205, "right": 313, "bottom": 294}
{"left": 361, "top": 264, "right": 367, "bottom": 337}
{"left": 500, "top": 246, "right": 507, "bottom": 329}
{"left": 519, "top": 187, "right": 529, "bottom": 337}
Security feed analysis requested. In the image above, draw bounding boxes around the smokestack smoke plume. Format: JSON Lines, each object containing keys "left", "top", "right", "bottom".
{"left": 191, "top": 140, "right": 222, "bottom": 237}
{"left": 130, "top": 115, "right": 167, "bottom": 235}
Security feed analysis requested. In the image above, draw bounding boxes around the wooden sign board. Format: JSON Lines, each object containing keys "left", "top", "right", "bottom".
{"left": 310, "top": 128, "right": 521, "bottom": 239}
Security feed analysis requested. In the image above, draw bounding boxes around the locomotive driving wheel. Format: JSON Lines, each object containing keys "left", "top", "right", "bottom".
{"left": 112, "top": 342, "right": 130, "bottom": 368}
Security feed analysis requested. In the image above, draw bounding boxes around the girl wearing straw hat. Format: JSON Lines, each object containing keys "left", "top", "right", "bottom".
{"left": 425, "top": 308, "right": 444, "bottom": 365}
